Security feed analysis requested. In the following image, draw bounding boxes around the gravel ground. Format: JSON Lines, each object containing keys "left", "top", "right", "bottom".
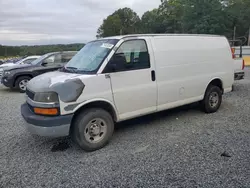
{"left": 0, "top": 69, "right": 250, "bottom": 188}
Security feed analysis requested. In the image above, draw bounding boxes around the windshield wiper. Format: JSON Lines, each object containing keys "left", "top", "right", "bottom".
{"left": 60, "top": 66, "right": 78, "bottom": 73}
{"left": 77, "top": 68, "right": 96, "bottom": 74}
{"left": 66, "top": 66, "right": 78, "bottom": 70}
{"left": 78, "top": 68, "right": 92, "bottom": 72}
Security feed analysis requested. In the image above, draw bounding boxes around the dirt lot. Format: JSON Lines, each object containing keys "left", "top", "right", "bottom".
{"left": 0, "top": 69, "right": 250, "bottom": 188}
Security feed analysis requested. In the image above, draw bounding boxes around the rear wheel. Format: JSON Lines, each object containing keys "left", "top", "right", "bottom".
{"left": 71, "top": 108, "right": 114, "bottom": 151}
{"left": 15, "top": 76, "right": 31, "bottom": 93}
{"left": 200, "top": 85, "right": 222, "bottom": 113}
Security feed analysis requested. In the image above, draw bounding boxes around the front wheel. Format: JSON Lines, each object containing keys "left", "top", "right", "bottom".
{"left": 200, "top": 85, "right": 222, "bottom": 113}
{"left": 71, "top": 108, "right": 114, "bottom": 151}
{"left": 15, "top": 76, "right": 31, "bottom": 93}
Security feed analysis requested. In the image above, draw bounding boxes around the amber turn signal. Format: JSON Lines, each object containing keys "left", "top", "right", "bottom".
{"left": 34, "top": 107, "right": 58, "bottom": 115}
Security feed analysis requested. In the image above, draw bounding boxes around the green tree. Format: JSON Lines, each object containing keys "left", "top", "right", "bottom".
{"left": 96, "top": 7, "right": 141, "bottom": 38}
{"left": 224, "top": 0, "right": 250, "bottom": 43}
{"left": 184, "top": 0, "right": 227, "bottom": 34}
{"left": 97, "top": 14, "right": 122, "bottom": 38}
{"left": 0, "top": 44, "right": 85, "bottom": 57}
{"left": 158, "top": 0, "right": 185, "bottom": 33}
{"left": 159, "top": 0, "right": 228, "bottom": 34}
{"left": 141, "top": 9, "right": 166, "bottom": 33}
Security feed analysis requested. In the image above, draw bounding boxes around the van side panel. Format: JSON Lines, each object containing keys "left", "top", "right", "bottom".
{"left": 150, "top": 36, "right": 233, "bottom": 111}
{"left": 59, "top": 71, "right": 115, "bottom": 116}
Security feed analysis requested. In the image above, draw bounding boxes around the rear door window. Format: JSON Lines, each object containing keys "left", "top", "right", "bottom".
{"left": 23, "top": 58, "right": 37, "bottom": 64}
{"left": 61, "top": 52, "right": 76, "bottom": 64}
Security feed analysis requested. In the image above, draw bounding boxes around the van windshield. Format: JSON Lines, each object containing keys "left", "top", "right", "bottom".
{"left": 64, "top": 39, "right": 119, "bottom": 74}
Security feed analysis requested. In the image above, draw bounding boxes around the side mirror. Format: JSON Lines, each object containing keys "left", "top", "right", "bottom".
{"left": 108, "top": 63, "right": 117, "bottom": 72}
{"left": 107, "top": 53, "right": 127, "bottom": 72}
{"left": 41, "top": 62, "right": 48, "bottom": 66}
{"left": 42, "top": 58, "right": 53, "bottom": 65}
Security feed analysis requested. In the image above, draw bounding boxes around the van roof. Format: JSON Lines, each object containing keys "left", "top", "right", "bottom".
{"left": 96, "top": 34, "right": 224, "bottom": 40}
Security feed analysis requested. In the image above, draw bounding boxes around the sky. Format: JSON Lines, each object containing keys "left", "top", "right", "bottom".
{"left": 0, "top": 0, "right": 160, "bottom": 46}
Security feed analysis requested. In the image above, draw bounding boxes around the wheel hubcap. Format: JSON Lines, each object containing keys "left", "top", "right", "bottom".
{"left": 84, "top": 118, "right": 107, "bottom": 143}
{"left": 19, "top": 79, "right": 29, "bottom": 91}
{"left": 209, "top": 92, "right": 219, "bottom": 108}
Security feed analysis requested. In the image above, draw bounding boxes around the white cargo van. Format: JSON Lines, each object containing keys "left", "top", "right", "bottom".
{"left": 21, "top": 34, "right": 234, "bottom": 151}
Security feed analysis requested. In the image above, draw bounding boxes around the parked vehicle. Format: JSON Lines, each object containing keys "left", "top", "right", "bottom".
{"left": 229, "top": 40, "right": 245, "bottom": 80}
{"left": 21, "top": 34, "right": 234, "bottom": 151}
{"left": 1, "top": 51, "right": 77, "bottom": 92}
{"left": 0, "top": 56, "right": 41, "bottom": 80}
{"left": 233, "top": 58, "right": 245, "bottom": 80}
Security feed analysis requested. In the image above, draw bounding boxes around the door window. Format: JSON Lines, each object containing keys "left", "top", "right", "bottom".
{"left": 61, "top": 52, "right": 76, "bottom": 64}
{"left": 107, "top": 40, "right": 150, "bottom": 72}
{"left": 53, "top": 54, "right": 62, "bottom": 66}
{"left": 22, "top": 58, "right": 37, "bottom": 64}
{"left": 43, "top": 55, "right": 56, "bottom": 66}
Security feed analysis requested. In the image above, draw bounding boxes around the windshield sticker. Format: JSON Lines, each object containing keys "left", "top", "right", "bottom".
{"left": 101, "top": 43, "right": 114, "bottom": 49}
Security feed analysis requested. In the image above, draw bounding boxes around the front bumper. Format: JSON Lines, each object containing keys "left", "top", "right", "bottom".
{"left": 1, "top": 76, "right": 14, "bottom": 88}
{"left": 21, "top": 103, "right": 73, "bottom": 137}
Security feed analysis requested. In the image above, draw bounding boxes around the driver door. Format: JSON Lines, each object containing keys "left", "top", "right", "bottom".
{"left": 104, "top": 39, "right": 157, "bottom": 120}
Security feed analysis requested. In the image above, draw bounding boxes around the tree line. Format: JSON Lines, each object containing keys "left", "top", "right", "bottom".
{"left": 97, "top": 0, "right": 250, "bottom": 45}
{"left": 0, "top": 43, "right": 85, "bottom": 57}
{"left": 2, "top": 0, "right": 249, "bottom": 58}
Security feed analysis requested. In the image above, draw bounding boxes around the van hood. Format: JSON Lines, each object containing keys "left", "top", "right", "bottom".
{"left": 27, "top": 71, "right": 93, "bottom": 103}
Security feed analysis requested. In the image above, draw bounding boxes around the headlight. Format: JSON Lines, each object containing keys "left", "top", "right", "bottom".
{"left": 4, "top": 71, "right": 11, "bottom": 75}
{"left": 33, "top": 92, "right": 59, "bottom": 103}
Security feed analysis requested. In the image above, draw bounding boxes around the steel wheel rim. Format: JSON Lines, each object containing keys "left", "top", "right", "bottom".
{"left": 84, "top": 118, "right": 108, "bottom": 143}
{"left": 209, "top": 92, "right": 219, "bottom": 108}
{"left": 19, "top": 79, "right": 29, "bottom": 91}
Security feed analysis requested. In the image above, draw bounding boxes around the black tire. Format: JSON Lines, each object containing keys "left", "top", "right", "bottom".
{"left": 200, "top": 85, "right": 222, "bottom": 113}
{"left": 232, "top": 85, "right": 235, "bottom": 91}
{"left": 15, "top": 76, "right": 31, "bottom": 93}
{"left": 71, "top": 108, "right": 114, "bottom": 152}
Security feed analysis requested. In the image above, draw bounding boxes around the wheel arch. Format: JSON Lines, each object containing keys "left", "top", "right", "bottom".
{"left": 71, "top": 99, "right": 119, "bottom": 124}
{"left": 13, "top": 74, "right": 33, "bottom": 87}
{"left": 205, "top": 78, "right": 223, "bottom": 94}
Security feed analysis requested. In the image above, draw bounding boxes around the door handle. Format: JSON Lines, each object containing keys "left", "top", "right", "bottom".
{"left": 151, "top": 70, "right": 156, "bottom": 81}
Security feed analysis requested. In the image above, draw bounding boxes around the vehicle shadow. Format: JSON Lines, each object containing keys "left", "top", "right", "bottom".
{"left": 22, "top": 103, "right": 201, "bottom": 153}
